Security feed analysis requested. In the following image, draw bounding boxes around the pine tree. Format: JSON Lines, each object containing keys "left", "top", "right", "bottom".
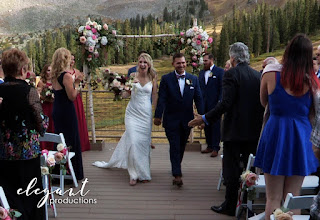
{"left": 217, "top": 23, "right": 230, "bottom": 67}
{"left": 44, "top": 31, "right": 55, "bottom": 64}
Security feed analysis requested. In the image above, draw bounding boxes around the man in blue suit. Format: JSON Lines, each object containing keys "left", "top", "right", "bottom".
{"left": 198, "top": 53, "right": 224, "bottom": 157}
{"left": 154, "top": 53, "right": 204, "bottom": 186}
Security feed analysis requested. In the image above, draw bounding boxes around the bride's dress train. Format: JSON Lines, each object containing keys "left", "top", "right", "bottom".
{"left": 93, "top": 81, "right": 153, "bottom": 181}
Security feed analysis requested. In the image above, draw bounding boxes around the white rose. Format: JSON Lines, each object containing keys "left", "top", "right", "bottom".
{"left": 180, "top": 38, "right": 185, "bottom": 44}
{"left": 187, "top": 38, "right": 192, "bottom": 44}
{"left": 78, "top": 26, "right": 85, "bottom": 33}
{"left": 57, "top": 143, "right": 65, "bottom": 152}
{"left": 97, "top": 25, "right": 102, "bottom": 31}
{"left": 41, "top": 166, "right": 49, "bottom": 175}
{"left": 101, "top": 36, "right": 108, "bottom": 46}
{"left": 47, "top": 157, "right": 56, "bottom": 167}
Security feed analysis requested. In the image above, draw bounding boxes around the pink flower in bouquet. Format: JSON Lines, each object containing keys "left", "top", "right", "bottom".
{"left": 91, "top": 34, "right": 97, "bottom": 40}
{"left": 180, "top": 32, "right": 184, "bottom": 36}
{"left": 80, "top": 36, "right": 86, "bottom": 44}
{"left": 202, "top": 40, "right": 208, "bottom": 47}
{"left": 61, "top": 148, "right": 67, "bottom": 156}
{"left": 196, "top": 40, "right": 201, "bottom": 45}
{"left": 197, "top": 35, "right": 202, "bottom": 40}
{"left": 85, "top": 25, "right": 91, "bottom": 30}
{"left": 47, "top": 157, "right": 56, "bottom": 167}
{"left": 193, "top": 26, "right": 199, "bottom": 32}
{"left": 0, "top": 206, "right": 9, "bottom": 219}
{"left": 103, "top": 24, "right": 108, "bottom": 30}
{"left": 88, "top": 46, "right": 94, "bottom": 53}
{"left": 94, "top": 51, "right": 99, "bottom": 58}
{"left": 41, "top": 149, "right": 49, "bottom": 155}
{"left": 208, "top": 37, "right": 213, "bottom": 44}
{"left": 54, "top": 152, "right": 64, "bottom": 162}
{"left": 112, "top": 79, "right": 121, "bottom": 88}
{"left": 112, "top": 30, "right": 117, "bottom": 35}
{"left": 192, "top": 55, "right": 198, "bottom": 61}
{"left": 192, "top": 62, "right": 198, "bottom": 67}
{"left": 192, "top": 37, "right": 197, "bottom": 42}
{"left": 91, "top": 28, "right": 97, "bottom": 34}
{"left": 245, "top": 173, "right": 258, "bottom": 187}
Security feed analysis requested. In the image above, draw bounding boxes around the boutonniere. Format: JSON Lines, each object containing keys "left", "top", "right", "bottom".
{"left": 186, "top": 79, "right": 193, "bottom": 85}
{"left": 209, "top": 72, "right": 213, "bottom": 77}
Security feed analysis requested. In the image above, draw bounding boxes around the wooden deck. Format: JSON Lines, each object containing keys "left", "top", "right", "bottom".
{"left": 49, "top": 143, "right": 237, "bottom": 220}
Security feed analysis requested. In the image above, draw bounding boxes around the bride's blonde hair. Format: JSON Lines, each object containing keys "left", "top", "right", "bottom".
{"left": 137, "top": 53, "right": 156, "bottom": 80}
{"left": 51, "top": 48, "right": 71, "bottom": 79}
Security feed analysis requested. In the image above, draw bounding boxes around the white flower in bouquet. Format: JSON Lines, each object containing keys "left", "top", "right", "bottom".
{"left": 97, "top": 25, "right": 102, "bottom": 31}
{"left": 201, "top": 32, "right": 209, "bottom": 40}
{"left": 45, "top": 90, "right": 51, "bottom": 96}
{"left": 199, "top": 57, "right": 204, "bottom": 65}
{"left": 111, "top": 79, "right": 121, "bottom": 88}
{"left": 199, "top": 28, "right": 204, "bottom": 33}
{"left": 186, "top": 29, "right": 194, "bottom": 37}
{"left": 57, "top": 143, "right": 65, "bottom": 152}
{"left": 88, "top": 46, "right": 94, "bottom": 53}
{"left": 85, "top": 30, "right": 93, "bottom": 38}
{"left": 92, "top": 21, "right": 97, "bottom": 28}
{"left": 86, "top": 18, "right": 93, "bottom": 26}
{"left": 101, "top": 36, "right": 108, "bottom": 46}
{"left": 47, "top": 157, "right": 56, "bottom": 167}
{"left": 180, "top": 38, "right": 185, "bottom": 44}
{"left": 78, "top": 26, "right": 85, "bottom": 33}
{"left": 192, "top": 26, "right": 199, "bottom": 32}
{"left": 41, "top": 166, "right": 49, "bottom": 175}
{"left": 86, "top": 37, "right": 96, "bottom": 47}
{"left": 187, "top": 38, "right": 192, "bottom": 44}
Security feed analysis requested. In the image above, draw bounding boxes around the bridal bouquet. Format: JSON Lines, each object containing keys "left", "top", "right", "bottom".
{"left": 240, "top": 170, "right": 258, "bottom": 201}
{"left": 100, "top": 68, "right": 129, "bottom": 101}
{"left": 0, "top": 206, "right": 22, "bottom": 220}
{"left": 40, "top": 84, "right": 54, "bottom": 103}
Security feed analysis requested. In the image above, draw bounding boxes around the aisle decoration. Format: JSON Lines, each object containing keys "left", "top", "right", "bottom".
{"left": 240, "top": 170, "right": 258, "bottom": 201}
{"left": 0, "top": 206, "right": 22, "bottom": 220}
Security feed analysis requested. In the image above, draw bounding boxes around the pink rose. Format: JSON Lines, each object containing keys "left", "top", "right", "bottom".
{"left": 54, "top": 152, "right": 64, "bottom": 162}
{"left": 112, "top": 30, "right": 117, "bottom": 35}
{"left": 245, "top": 173, "right": 257, "bottom": 187}
{"left": 94, "top": 52, "right": 99, "bottom": 58}
{"left": 85, "top": 25, "right": 91, "bottom": 30}
{"left": 61, "top": 148, "right": 67, "bottom": 155}
{"left": 103, "top": 24, "right": 108, "bottom": 30}
{"left": 192, "top": 62, "right": 198, "bottom": 67}
{"left": 91, "top": 28, "right": 97, "bottom": 34}
{"left": 47, "top": 157, "right": 56, "bottom": 167}
{"left": 41, "top": 149, "right": 49, "bottom": 155}
{"left": 88, "top": 46, "right": 94, "bottom": 52}
{"left": 180, "top": 32, "right": 184, "bottom": 36}
{"left": 0, "top": 207, "right": 9, "bottom": 219}
{"left": 91, "top": 35, "right": 97, "bottom": 40}
{"left": 192, "top": 56, "right": 197, "bottom": 61}
{"left": 208, "top": 37, "right": 213, "bottom": 44}
{"left": 196, "top": 40, "right": 201, "bottom": 45}
{"left": 80, "top": 36, "right": 86, "bottom": 44}
{"left": 197, "top": 35, "right": 202, "bottom": 39}
{"left": 193, "top": 26, "right": 199, "bottom": 32}
{"left": 88, "top": 54, "right": 92, "bottom": 58}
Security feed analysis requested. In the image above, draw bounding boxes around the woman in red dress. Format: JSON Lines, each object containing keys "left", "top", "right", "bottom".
{"left": 70, "top": 55, "right": 91, "bottom": 152}
{"left": 37, "top": 64, "right": 55, "bottom": 150}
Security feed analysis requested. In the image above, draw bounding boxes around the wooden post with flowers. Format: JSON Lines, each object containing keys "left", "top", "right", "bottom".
{"left": 78, "top": 18, "right": 115, "bottom": 144}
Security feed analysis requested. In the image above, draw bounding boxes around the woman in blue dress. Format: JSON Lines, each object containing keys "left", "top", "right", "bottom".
{"left": 51, "top": 48, "right": 84, "bottom": 181}
{"left": 254, "top": 34, "right": 320, "bottom": 220}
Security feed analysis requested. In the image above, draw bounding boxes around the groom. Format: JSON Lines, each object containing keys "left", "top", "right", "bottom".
{"left": 154, "top": 53, "right": 204, "bottom": 186}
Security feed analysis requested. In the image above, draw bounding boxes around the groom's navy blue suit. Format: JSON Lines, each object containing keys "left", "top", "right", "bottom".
{"left": 198, "top": 65, "right": 224, "bottom": 152}
{"left": 155, "top": 71, "right": 204, "bottom": 177}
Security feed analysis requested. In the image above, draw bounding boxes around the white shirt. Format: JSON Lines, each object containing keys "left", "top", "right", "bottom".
{"left": 175, "top": 70, "right": 186, "bottom": 96}
{"left": 204, "top": 64, "right": 215, "bottom": 85}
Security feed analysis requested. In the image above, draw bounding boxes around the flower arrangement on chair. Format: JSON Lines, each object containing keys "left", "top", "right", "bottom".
{"left": 41, "top": 144, "right": 68, "bottom": 178}
{"left": 273, "top": 208, "right": 293, "bottom": 220}
{"left": 240, "top": 170, "right": 259, "bottom": 201}
{"left": 0, "top": 206, "right": 21, "bottom": 220}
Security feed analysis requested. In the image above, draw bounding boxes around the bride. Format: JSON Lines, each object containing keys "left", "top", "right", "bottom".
{"left": 93, "top": 53, "right": 158, "bottom": 186}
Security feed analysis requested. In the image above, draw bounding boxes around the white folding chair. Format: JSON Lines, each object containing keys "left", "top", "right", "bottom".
{"left": 270, "top": 193, "right": 316, "bottom": 220}
{"left": 0, "top": 186, "right": 10, "bottom": 210}
{"left": 217, "top": 155, "right": 224, "bottom": 190}
{"left": 236, "top": 154, "right": 319, "bottom": 219}
{"left": 41, "top": 155, "right": 57, "bottom": 220}
{"left": 39, "top": 133, "right": 78, "bottom": 193}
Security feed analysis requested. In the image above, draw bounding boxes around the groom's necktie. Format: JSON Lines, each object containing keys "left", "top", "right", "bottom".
{"left": 176, "top": 74, "right": 185, "bottom": 96}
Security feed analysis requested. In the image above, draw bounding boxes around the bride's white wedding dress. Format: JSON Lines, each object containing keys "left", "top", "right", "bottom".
{"left": 93, "top": 81, "right": 153, "bottom": 181}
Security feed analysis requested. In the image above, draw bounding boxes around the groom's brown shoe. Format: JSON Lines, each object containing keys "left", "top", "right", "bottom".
{"left": 201, "top": 148, "right": 213, "bottom": 153}
{"left": 172, "top": 176, "right": 183, "bottom": 187}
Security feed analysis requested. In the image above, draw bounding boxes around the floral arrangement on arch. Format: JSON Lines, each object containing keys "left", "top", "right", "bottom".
{"left": 0, "top": 206, "right": 22, "bottom": 220}
{"left": 77, "top": 18, "right": 118, "bottom": 73}
{"left": 178, "top": 24, "right": 213, "bottom": 75}
{"left": 240, "top": 170, "right": 258, "bottom": 201}
{"left": 100, "top": 68, "right": 133, "bottom": 101}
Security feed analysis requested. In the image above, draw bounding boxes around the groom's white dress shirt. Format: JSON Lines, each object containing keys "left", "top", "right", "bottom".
{"left": 175, "top": 70, "right": 186, "bottom": 96}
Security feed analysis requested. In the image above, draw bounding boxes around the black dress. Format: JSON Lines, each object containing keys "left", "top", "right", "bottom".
{"left": 52, "top": 72, "right": 84, "bottom": 180}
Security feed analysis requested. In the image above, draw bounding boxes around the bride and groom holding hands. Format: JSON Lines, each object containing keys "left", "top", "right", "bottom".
{"left": 93, "top": 52, "right": 204, "bottom": 186}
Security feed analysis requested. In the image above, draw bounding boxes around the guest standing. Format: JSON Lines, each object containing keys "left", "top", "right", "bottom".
{"left": 37, "top": 64, "right": 54, "bottom": 150}
{"left": 189, "top": 42, "right": 264, "bottom": 216}
{"left": 51, "top": 48, "right": 84, "bottom": 181}
{"left": 198, "top": 53, "right": 224, "bottom": 157}
{"left": 254, "top": 34, "right": 319, "bottom": 220}
{"left": 70, "top": 55, "right": 91, "bottom": 152}
{"left": 0, "top": 48, "right": 45, "bottom": 220}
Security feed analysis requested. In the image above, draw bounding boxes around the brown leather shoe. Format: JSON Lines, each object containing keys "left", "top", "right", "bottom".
{"left": 210, "top": 151, "right": 218, "bottom": 157}
{"left": 201, "top": 148, "right": 213, "bottom": 153}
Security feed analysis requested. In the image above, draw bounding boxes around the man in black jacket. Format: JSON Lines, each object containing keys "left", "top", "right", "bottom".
{"left": 189, "top": 42, "right": 264, "bottom": 216}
